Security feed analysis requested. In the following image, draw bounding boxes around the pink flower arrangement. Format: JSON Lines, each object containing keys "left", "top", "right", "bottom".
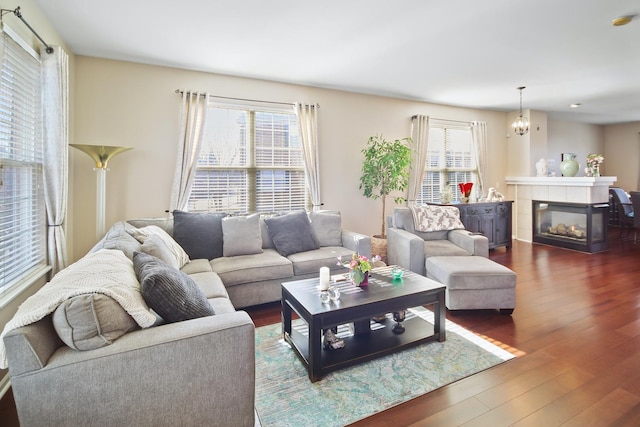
{"left": 337, "top": 253, "right": 380, "bottom": 286}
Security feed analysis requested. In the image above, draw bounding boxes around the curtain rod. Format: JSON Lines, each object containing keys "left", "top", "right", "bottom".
{"left": 411, "top": 115, "right": 470, "bottom": 125}
{"left": 0, "top": 7, "right": 53, "bottom": 54}
{"left": 175, "top": 90, "right": 319, "bottom": 108}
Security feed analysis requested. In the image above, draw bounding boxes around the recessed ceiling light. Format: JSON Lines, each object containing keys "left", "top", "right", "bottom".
{"left": 570, "top": 103, "right": 581, "bottom": 108}
{"left": 612, "top": 15, "right": 633, "bottom": 26}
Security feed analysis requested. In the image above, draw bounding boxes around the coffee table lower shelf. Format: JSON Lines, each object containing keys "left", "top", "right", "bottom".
{"left": 284, "top": 315, "right": 440, "bottom": 381}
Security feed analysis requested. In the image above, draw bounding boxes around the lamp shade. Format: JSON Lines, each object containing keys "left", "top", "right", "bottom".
{"left": 70, "top": 144, "right": 133, "bottom": 169}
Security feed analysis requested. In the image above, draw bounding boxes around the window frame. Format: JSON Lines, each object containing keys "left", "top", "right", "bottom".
{"left": 416, "top": 120, "right": 478, "bottom": 205}
{"left": 187, "top": 102, "right": 309, "bottom": 214}
{"left": 0, "top": 25, "right": 48, "bottom": 303}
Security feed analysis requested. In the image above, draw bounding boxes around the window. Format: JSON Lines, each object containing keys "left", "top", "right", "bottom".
{"left": 0, "top": 29, "right": 46, "bottom": 296}
{"left": 415, "top": 121, "right": 478, "bottom": 204}
{"left": 187, "top": 103, "right": 308, "bottom": 213}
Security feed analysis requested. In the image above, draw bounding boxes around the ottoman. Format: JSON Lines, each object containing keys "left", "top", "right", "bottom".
{"left": 425, "top": 256, "right": 516, "bottom": 314}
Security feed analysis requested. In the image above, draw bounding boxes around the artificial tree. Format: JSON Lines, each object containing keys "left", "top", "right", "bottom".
{"left": 359, "top": 134, "right": 413, "bottom": 239}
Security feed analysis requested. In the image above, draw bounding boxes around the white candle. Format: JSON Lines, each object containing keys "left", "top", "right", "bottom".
{"left": 319, "top": 267, "right": 330, "bottom": 291}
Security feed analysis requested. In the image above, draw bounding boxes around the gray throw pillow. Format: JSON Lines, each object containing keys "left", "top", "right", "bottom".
{"left": 173, "top": 210, "right": 226, "bottom": 260}
{"left": 133, "top": 252, "right": 215, "bottom": 323}
{"left": 309, "top": 210, "right": 342, "bottom": 246}
{"left": 222, "top": 214, "right": 263, "bottom": 257}
{"left": 265, "top": 211, "right": 319, "bottom": 256}
{"left": 92, "top": 221, "right": 141, "bottom": 259}
{"left": 53, "top": 293, "right": 139, "bottom": 351}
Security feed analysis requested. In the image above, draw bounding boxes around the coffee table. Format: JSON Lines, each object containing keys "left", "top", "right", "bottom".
{"left": 281, "top": 266, "right": 446, "bottom": 382}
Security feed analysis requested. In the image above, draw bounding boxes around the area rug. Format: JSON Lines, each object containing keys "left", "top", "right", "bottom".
{"left": 254, "top": 307, "right": 515, "bottom": 427}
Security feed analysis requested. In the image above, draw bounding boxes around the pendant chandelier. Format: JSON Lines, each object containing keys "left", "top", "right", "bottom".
{"left": 512, "top": 86, "right": 530, "bottom": 136}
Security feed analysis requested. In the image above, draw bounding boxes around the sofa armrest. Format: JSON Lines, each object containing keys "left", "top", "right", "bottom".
{"left": 8, "top": 311, "right": 256, "bottom": 426}
{"left": 341, "top": 230, "right": 372, "bottom": 258}
{"left": 387, "top": 227, "right": 426, "bottom": 276}
{"left": 448, "top": 229, "right": 489, "bottom": 258}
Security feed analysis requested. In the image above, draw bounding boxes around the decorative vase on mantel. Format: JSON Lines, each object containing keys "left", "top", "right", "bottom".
{"left": 591, "top": 164, "right": 600, "bottom": 177}
{"left": 560, "top": 154, "right": 580, "bottom": 177}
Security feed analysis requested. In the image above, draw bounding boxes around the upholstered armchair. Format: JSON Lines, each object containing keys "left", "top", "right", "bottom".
{"left": 387, "top": 206, "right": 489, "bottom": 276}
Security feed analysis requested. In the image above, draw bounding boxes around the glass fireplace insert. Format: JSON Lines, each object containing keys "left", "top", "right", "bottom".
{"left": 532, "top": 200, "right": 609, "bottom": 253}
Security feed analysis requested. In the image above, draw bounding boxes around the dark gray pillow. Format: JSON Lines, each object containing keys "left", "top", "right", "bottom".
{"left": 133, "top": 252, "right": 214, "bottom": 323}
{"left": 172, "top": 210, "right": 226, "bottom": 260}
{"left": 265, "top": 211, "right": 319, "bottom": 256}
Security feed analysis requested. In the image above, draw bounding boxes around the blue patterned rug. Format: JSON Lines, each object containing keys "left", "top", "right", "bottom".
{"left": 254, "top": 307, "right": 515, "bottom": 427}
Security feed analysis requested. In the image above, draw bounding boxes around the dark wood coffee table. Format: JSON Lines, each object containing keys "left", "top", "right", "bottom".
{"left": 281, "top": 266, "right": 446, "bottom": 382}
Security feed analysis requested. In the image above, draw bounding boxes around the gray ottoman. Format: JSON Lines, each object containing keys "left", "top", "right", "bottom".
{"left": 425, "top": 256, "right": 516, "bottom": 313}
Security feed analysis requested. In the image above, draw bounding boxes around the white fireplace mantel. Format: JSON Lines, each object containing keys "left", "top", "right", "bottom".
{"left": 505, "top": 176, "right": 617, "bottom": 242}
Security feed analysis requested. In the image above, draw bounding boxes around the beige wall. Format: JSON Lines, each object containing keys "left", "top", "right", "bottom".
{"left": 603, "top": 122, "right": 640, "bottom": 191}
{"left": 72, "top": 56, "right": 511, "bottom": 260}
{"left": 547, "top": 120, "right": 604, "bottom": 177}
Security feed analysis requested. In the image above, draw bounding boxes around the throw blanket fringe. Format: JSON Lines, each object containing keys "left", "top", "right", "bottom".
{"left": 0, "top": 249, "right": 156, "bottom": 369}
{"left": 409, "top": 204, "right": 465, "bottom": 232}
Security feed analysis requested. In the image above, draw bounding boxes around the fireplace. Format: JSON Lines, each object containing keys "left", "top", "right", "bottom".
{"left": 532, "top": 200, "right": 609, "bottom": 253}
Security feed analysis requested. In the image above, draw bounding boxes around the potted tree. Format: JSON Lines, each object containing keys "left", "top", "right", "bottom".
{"left": 359, "top": 134, "right": 413, "bottom": 261}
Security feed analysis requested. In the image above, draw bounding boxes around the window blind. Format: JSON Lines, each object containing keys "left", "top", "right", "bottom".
{"left": 0, "top": 29, "right": 46, "bottom": 294}
{"left": 187, "top": 105, "right": 308, "bottom": 213}
{"left": 417, "top": 123, "right": 477, "bottom": 204}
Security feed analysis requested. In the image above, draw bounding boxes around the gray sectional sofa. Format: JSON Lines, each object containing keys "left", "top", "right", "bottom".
{"left": 3, "top": 210, "right": 370, "bottom": 426}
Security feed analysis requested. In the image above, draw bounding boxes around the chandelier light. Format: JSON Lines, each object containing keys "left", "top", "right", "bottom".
{"left": 512, "top": 86, "right": 530, "bottom": 136}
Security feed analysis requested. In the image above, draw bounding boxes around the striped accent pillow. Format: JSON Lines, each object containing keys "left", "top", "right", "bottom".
{"left": 133, "top": 252, "right": 214, "bottom": 323}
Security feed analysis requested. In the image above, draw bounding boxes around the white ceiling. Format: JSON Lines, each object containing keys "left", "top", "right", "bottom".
{"left": 35, "top": 0, "right": 640, "bottom": 125}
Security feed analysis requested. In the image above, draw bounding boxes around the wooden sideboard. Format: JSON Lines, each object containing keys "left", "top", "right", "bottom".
{"left": 455, "top": 201, "right": 513, "bottom": 249}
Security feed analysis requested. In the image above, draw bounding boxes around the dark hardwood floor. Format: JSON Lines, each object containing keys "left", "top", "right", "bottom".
{"left": 2, "top": 228, "right": 640, "bottom": 426}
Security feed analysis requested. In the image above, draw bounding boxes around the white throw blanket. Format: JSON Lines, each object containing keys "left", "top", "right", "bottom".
{"left": 409, "top": 204, "right": 465, "bottom": 232}
{"left": 0, "top": 249, "right": 156, "bottom": 369}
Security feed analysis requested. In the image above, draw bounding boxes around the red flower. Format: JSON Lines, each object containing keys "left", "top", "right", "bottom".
{"left": 458, "top": 182, "right": 473, "bottom": 197}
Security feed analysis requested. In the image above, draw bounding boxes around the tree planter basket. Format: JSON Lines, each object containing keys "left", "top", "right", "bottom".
{"left": 371, "top": 236, "right": 388, "bottom": 264}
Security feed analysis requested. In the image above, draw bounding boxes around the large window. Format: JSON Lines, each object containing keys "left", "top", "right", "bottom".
{"left": 415, "top": 121, "right": 478, "bottom": 204}
{"left": 187, "top": 104, "right": 308, "bottom": 213}
{"left": 0, "top": 29, "right": 46, "bottom": 296}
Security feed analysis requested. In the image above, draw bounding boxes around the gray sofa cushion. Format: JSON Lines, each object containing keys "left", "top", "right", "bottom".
{"left": 52, "top": 293, "right": 138, "bottom": 351}
{"left": 265, "top": 211, "right": 319, "bottom": 256}
{"left": 309, "top": 210, "right": 342, "bottom": 247}
{"left": 424, "top": 240, "right": 471, "bottom": 258}
{"left": 222, "top": 213, "right": 263, "bottom": 257}
{"left": 173, "top": 210, "right": 226, "bottom": 260}
{"left": 287, "top": 246, "right": 353, "bottom": 276}
{"left": 210, "top": 249, "right": 293, "bottom": 287}
{"left": 260, "top": 215, "right": 276, "bottom": 249}
{"left": 133, "top": 252, "right": 215, "bottom": 323}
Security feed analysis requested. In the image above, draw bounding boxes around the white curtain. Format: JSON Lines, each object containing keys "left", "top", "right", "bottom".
{"left": 408, "top": 115, "right": 430, "bottom": 204}
{"left": 295, "top": 103, "right": 322, "bottom": 210}
{"left": 170, "top": 91, "right": 209, "bottom": 211}
{"left": 42, "top": 46, "right": 69, "bottom": 275}
{"left": 471, "top": 121, "right": 488, "bottom": 197}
